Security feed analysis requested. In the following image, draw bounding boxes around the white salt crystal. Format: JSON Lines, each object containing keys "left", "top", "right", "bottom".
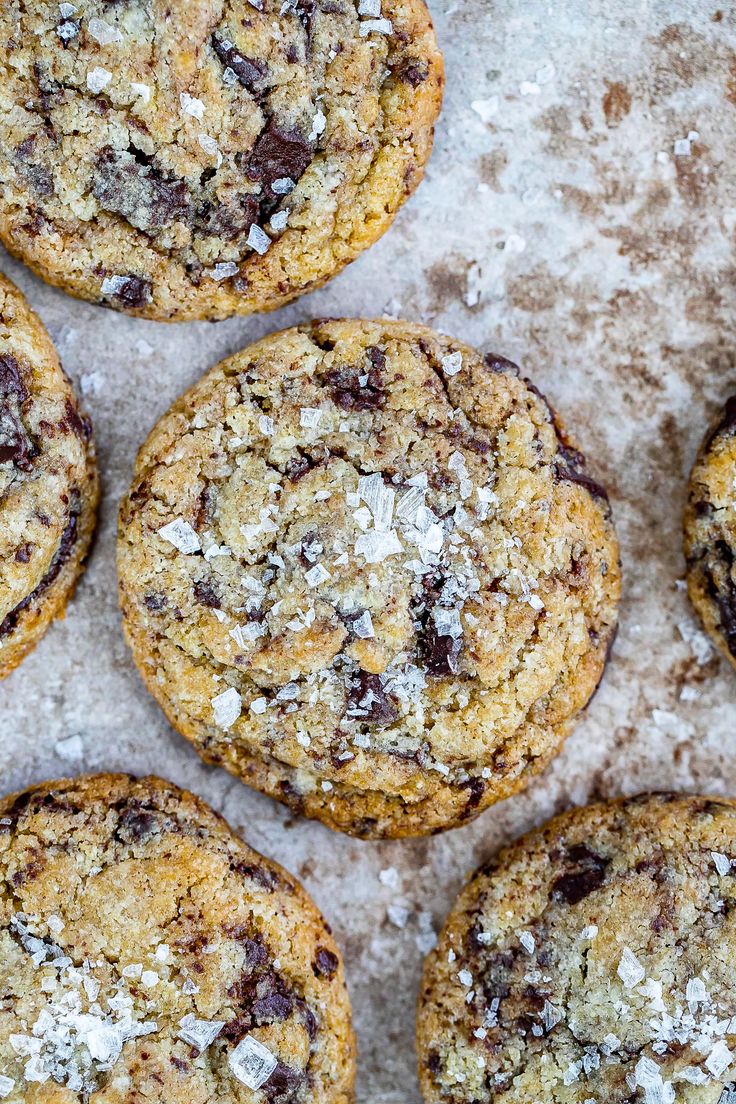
{"left": 212, "top": 687, "right": 242, "bottom": 729}
{"left": 87, "top": 67, "right": 112, "bottom": 93}
{"left": 159, "top": 519, "right": 201, "bottom": 554}
{"left": 178, "top": 1014, "right": 225, "bottom": 1051}
{"left": 247, "top": 225, "right": 271, "bottom": 255}
{"left": 229, "top": 1036, "right": 278, "bottom": 1089}
{"left": 87, "top": 18, "right": 123, "bottom": 44}
{"left": 180, "top": 92, "right": 205, "bottom": 119}
{"left": 617, "top": 947, "right": 645, "bottom": 988}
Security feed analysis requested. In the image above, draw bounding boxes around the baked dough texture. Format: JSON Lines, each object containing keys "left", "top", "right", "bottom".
{"left": 418, "top": 793, "right": 736, "bottom": 1103}
{"left": 0, "top": 271, "right": 98, "bottom": 679}
{"left": 118, "top": 319, "right": 620, "bottom": 838}
{"left": 684, "top": 396, "right": 736, "bottom": 672}
{"left": 0, "top": 773, "right": 355, "bottom": 1102}
{"left": 0, "top": 0, "right": 443, "bottom": 321}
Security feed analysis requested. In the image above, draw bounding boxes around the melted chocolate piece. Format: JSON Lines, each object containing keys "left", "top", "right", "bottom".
{"left": 212, "top": 34, "right": 269, "bottom": 91}
{"left": 115, "top": 807, "right": 160, "bottom": 843}
{"left": 263, "top": 1062, "right": 306, "bottom": 1104}
{"left": 15, "top": 137, "right": 54, "bottom": 198}
{"left": 556, "top": 445, "right": 609, "bottom": 503}
{"left": 195, "top": 194, "right": 259, "bottom": 241}
{"left": 0, "top": 354, "right": 35, "bottom": 471}
{"left": 246, "top": 123, "right": 313, "bottom": 199}
{"left": 313, "top": 947, "right": 338, "bottom": 978}
{"left": 0, "top": 504, "right": 79, "bottom": 638}
{"left": 704, "top": 394, "right": 736, "bottom": 451}
{"left": 143, "top": 592, "right": 166, "bottom": 612}
{"left": 484, "top": 353, "right": 520, "bottom": 376}
{"left": 420, "top": 621, "right": 462, "bottom": 677}
{"left": 705, "top": 540, "right": 736, "bottom": 656}
{"left": 551, "top": 844, "right": 609, "bottom": 904}
{"left": 346, "top": 671, "right": 398, "bottom": 726}
{"left": 93, "top": 147, "right": 189, "bottom": 232}
{"left": 192, "top": 578, "right": 221, "bottom": 608}
{"left": 104, "top": 274, "right": 153, "bottom": 309}
{"left": 326, "top": 364, "right": 384, "bottom": 411}
{"left": 393, "top": 57, "right": 429, "bottom": 86}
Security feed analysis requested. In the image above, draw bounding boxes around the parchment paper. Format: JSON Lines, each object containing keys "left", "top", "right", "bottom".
{"left": 2, "top": 2, "right": 735, "bottom": 1098}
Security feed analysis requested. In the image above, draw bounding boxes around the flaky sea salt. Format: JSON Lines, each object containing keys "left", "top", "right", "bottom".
{"left": 208, "top": 261, "right": 238, "bottom": 281}
{"left": 198, "top": 133, "right": 222, "bottom": 165}
{"left": 158, "top": 519, "right": 200, "bottom": 554}
{"left": 229, "top": 1036, "right": 278, "bottom": 1089}
{"left": 180, "top": 92, "right": 205, "bottom": 119}
{"left": 355, "top": 529, "right": 402, "bottom": 564}
{"left": 519, "top": 931, "right": 535, "bottom": 954}
{"left": 272, "top": 177, "right": 295, "bottom": 194}
{"left": 177, "top": 1015, "right": 225, "bottom": 1051}
{"left": 352, "top": 610, "right": 374, "bottom": 638}
{"left": 87, "top": 67, "right": 112, "bottom": 93}
{"left": 305, "top": 563, "right": 331, "bottom": 587}
{"left": 705, "top": 1040, "right": 733, "bottom": 1077}
{"left": 358, "top": 0, "right": 381, "bottom": 12}
{"left": 300, "top": 407, "right": 323, "bottom": 429}
{"left": 247, "top": 224, "right": 271, "bottom": 254}
{"left": 212, "top": 687, "right": 242, "bottom": 729}
{"left": 441, "top": 351, "right": 463, "bottom": 376}
{"left": 131, "top": 82, "right": 151, "bottom": 103}
{"left": 712, "top": 852, "right": 733, "bottom": 876}
{"left": 359, "top": 16, "right": 393, "bottom": 34}
{"left": 0, "top": 1077, "right": 14, "bottom": 1099}
{"left": 617, "top": 947, "right": 646, "bottom": 989}
{"left": 87, "top": 18, "right": 123, "bottom": 44}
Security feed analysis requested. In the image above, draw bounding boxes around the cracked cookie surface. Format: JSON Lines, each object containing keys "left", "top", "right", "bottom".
{"left": 0, "top": 773, "right": 355, "bottom": 1103}
{"left": 0, "top": 271, "right": 98, "bottom": 679}
{"left": 117, "top": 319, "right": 620, "bottom": 838}
{"left": 684, "top": 396, "right": 736, "bottom": 673}
{"left": 417, "top": 793, "right": 736, "bottom": 1104}
{"left": 0, "top": 0, "right": 443, "bottom": 322}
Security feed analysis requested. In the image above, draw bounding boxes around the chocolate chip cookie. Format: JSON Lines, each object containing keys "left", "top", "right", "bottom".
{"left": 0, "top": 1, "right": 443, "bottom": 322}
{"left": 418, "top": 792, "right": 736, "bottom": 1103}
{"left": 684, "top": 396, "right": 736, "bottom": 672}
{"left": 117, "top": 319, "right": 620, "bottom": 838}
{"left": 0, "top": 773, "right": 355, "bottom": 1102}
{"left": 0, "top": 272, "right": 98, "bottom": 679}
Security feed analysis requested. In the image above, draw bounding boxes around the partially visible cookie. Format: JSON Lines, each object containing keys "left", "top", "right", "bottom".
{"left": 0, "top": 272, "right": 98, "bottom": 679}
{"left": 0, "top": 0, "right": 443, "bottom": 322}
{"left": 0, "top": 773, "right": 355, "bottom": 1103}
{"left": 118, "top": 318, "right": 620, "bottom": 838}
{"left": 685, "top": 396, "right": 736, "bottom": 670}
{"left": 418, "top": 793, "right": 736, "bottom": 1103}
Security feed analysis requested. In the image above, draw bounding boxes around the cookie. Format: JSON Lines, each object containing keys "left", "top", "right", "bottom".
{"left": 417, "top": 792, "right": 736, "bottom": 1104}
{"left": 684, "top": 396, "right": 736, "bottom": 670}
{"left": 0, "top": 272, "right": 98, "bottom": 679}
{"left": 0, "top": 772, "right": 355, "bottom": 1102}
{"left": 118, "top": 319, "right": 620, "bottom": 838}
{"left": 0, "top": 1, "right": 443, "bottom": 323}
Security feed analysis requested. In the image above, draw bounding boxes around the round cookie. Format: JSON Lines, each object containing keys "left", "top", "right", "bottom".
{"left": 118, "top": 319, "right": 620, "bottom": 838}
{"left": 0, "top": 1, "right": 443, "bottom": 323}
{"left": 0, "top": 773, "right": 355, "bottom": 1102}
{"left": 418, "top": 792, "right": 736, "bottom": 1104}
{"left": 0, "top": 272, "right": 98, "bottom": 679}
{"left": 684, "top": 396, "right": 736, "bottom": 670}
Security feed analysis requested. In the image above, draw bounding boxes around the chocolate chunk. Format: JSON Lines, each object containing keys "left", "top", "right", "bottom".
{"left": 346, "top": 671, "right": 398, "bottom": 726}
{"left": 14, "top": 137, "right": 54, "bottom": 198}
{"left": 393, "top": 57, "right": 429, "bottom": 86}
{"left": 143, "top": 592, "right": 166, "bottom": 612}
{"left": 195, "top": 195, "right": 259, "bottom": 241}
{"left": 0, "top": 354, "right": 36, "bottom": 471}
{"left": 212, "top": 34, "right": 269, "bottom": 91}
{"left": 93, "top": 147, "right": 190, "bottom": 232}
{"left": 0, "top": 504, "right": 79, "bottom": 638}
{"left": 326, "top": 354, "right": 385, "bottom": 411}
{"left": 313, "top": 947, "right": 339, "bottom": 978}
{"left": 246, "top": 123, "right": 313, "bottom": 198}
{"left": 253, "top": 989, "right": 293, "bottom": 1022}
{"left": 231, "top": 860, "right": 282, "bottom": 891}
{"left": 484, "top": 353, "right": 520, "bottom": 376}
{"left": 116, "top": 807, "right": 159, "bottom": 842}
{"left": 263, "top": 1062, "right": 306, "bottom": 1104}
{"left": 556, "top": 445, "right": 609, "bottom": 503}
{"left": 706, "top": 540, "right": 736, "bottom": 656}
{"left": 105, "top": 274, "right": 152, "bottom": 309}
{"left": 193, "top": 578, "right": 221, "bottom": 608}
{"left": 420, "top": 622, "right": 462, "bottom": 677}
{"left": 551, "top": 844, "right": 609, "bottom": 904}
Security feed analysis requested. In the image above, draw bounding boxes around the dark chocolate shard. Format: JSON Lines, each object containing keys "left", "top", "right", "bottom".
{"left": 212, "top": 34, "right": 269, "bottom": 92}
{"left": 0, "top": 501, "right": 79, "bottom": 639}
{"left": 556, "top": 445, "right": 609, "bottom": 503}
{"left": 325, "top": 360, "right": 384, "bottom": 411}
{"left": 551, "top": 844, "right": 609, "bottom": 905}
{"left": 420, "top": 621, "right": 462, "bottom": 677}
{"left": 246, "top": 123, "right": 313, "bottom": 199}
{"left": 346, "top": 671, "right": 398, "bottom": 726}
{"left": 313, "top": 947, "right": 339, "bottom": 978}
{"left": 0, "top": 354, "right": 36, "bottom": 472}
{"left": 93, "top": 147, "right": 190, "bottom": 232}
